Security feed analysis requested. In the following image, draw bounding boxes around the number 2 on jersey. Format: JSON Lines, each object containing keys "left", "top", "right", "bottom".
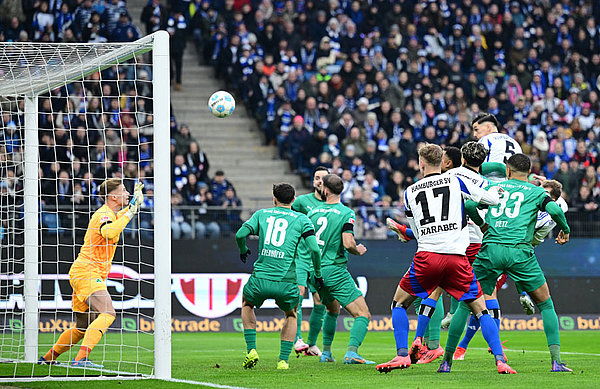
{"left": 264, "top": 216, "right": 288, "bottom": 246}
{"left": 315, "top": 216, "right": 328, "bottom": 245}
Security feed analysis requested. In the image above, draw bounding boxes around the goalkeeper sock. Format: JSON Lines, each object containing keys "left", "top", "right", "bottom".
{"left": 322, "top": 312, "right": 338, "bottom": 353}
{"left": 443, "top": 302, "right": 469, "bottom": 363}
{"left": 458, "top": 315, "right": 480, "bottom": 349}
{"left": 244, "top": 329, "right": 257, "bottom": 353}
{"left": 478, "top": 312, "right": 503, "bottom": 361}
{"left": 296, "top": 297, "right": 303, "bottom": 342}
{"left": 426, "top": 298, "right": 444, "bottom": 349}
{"left": 450, "top": 296, "right": 459, "bottom": 315}
{"left": 44, "top": 328, "right": 85, "bottom": 360}
{"left": 415, "top": 298, "right": 437, "bottom": 340}
{"left": 308, "top": 304, "right": 325, "bottom": 346}
{"left": 347, "top": 316, "right": 369, "bottom": 353}
{"left": 279, "top": 340, "right": 293, "bottom": 362}
{"left": 485, "top": 299, "right": 501, "bottom": 328}
{"left": 75, "top": 313, "right": 115, "bottom": 361}
{"left": 538, "top": 297, "right": 561, "bottom": 362}
{"left": 392, "top": 306, "right": 409, "bottom": 356}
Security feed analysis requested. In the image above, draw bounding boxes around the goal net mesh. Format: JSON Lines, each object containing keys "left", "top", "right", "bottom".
{"left": 0, "top": 38, "right": 161, "bottom": 378}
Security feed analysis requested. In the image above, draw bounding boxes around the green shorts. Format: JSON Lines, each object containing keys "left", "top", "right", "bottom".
{"left": 317, "top": 265, "right": 363, "bottom": 308}
{"left": 296, "top": 260, "right": 317, "bottom": 293}
{"left": 474, "top": 243, "right": 546, "bottom": 295}
{"left": 243, "top": 275, "right": 300, "bottom": 312}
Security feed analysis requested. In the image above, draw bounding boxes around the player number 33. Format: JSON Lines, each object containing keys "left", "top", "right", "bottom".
{"left": 490, "top": 191, "right": 524, "bottom": 219}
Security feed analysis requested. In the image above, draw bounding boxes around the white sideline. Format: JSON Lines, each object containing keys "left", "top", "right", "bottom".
{"left": 164, "top": 378, "right": 251, "bottom": 388}
{"left": 471, "top": 347, "right": 600, "bottom": 357}
{"left": 0, "top": 377, "right": 251, "bottom": 388}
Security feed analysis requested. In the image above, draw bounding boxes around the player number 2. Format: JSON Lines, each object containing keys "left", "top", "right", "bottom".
{"left": 264, "top": 216, "right": 288, "bottom": 247}
{"left": 315, "top": 216, "right": 328, "bottom": 246}
{"left": 490, "top": 191, "right": 524, "bottom": 219}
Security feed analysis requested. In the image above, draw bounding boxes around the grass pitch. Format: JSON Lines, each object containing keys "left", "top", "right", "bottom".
{"left": 3, "top": 330, "right": 599, "bottom": 388}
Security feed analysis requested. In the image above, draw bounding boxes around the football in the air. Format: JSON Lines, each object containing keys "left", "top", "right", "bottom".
{"left": 208, "top": 90, "right": 235, "bottom": 118}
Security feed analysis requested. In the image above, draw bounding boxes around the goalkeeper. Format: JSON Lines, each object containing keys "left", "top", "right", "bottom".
{"left": 39, "top": 178, "right": 144, "bottom": 368}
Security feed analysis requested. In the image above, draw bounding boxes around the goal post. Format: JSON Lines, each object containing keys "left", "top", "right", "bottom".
{"left": 0, "top": 30, "right": 171, "bottom": 380}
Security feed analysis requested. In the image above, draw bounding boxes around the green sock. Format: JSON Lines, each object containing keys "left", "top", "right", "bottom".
{"left": 443, "top": 302, "right": 470, "bottom": 363}
{"left": 308, "top": 304, "right": 326, "bottom": 346}
{"left": 244, "top": 329, "right": 256, "bottom": 352}
{"left": 279, "top": 340, "right": 293, "bottom": 362}
{"left": 538, "top": 297, "right": 561, "bottom": 362}
{"left": 347, "top": 316, "right": 369, "bottom": 353}
{"left": 322, "top": 312, "right": 338, "bottom": 353}
{"left": 427, "top": 298, "right": 444, "bottom": 349}
{"left": 296, "top": 297, "right": 303, "bottom": 341}
{"left": 450, "top": 297, "right": 459, "bottom": 315}
{"left": 413, "top": 297, "right": 422, "bottom": 313}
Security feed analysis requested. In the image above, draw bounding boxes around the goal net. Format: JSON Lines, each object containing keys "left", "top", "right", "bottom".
{"left": 0, "top": 31, "right": 171, "bottom": 381}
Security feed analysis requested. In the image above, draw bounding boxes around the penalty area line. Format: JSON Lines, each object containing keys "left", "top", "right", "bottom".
{"left": 471, "top": 347, "right": 600, "bottom": 357}
{"left": 164, "top": 378, "right": 252, "bottom": 388}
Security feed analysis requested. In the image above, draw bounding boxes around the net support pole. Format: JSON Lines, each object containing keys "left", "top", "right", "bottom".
{"left": 23, "top": 96, "right": 39, "bottom": 363}
{"left": 152, "top": 30, "right": 172, "bottom": 380}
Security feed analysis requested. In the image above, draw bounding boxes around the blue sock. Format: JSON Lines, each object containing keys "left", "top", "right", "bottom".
{"left": 392, "top": 306, "right": 409, "bottom": 356}
{"left": 478, "top": 313, "right": 503, "bottom": 358}
{"left": 485, "top": 299, "right": 501, "bottom": 329}
{"left": 406, "top": 228, "right": 415, "bottom": 239}
{"left": 519, "top": 291, "right": 527, "bottom": 296}
{"left": 458, "top": 315, "right": 480, "bottom": 349}
{"left": 415, "top": 298, "right": 437, "bottom": 339}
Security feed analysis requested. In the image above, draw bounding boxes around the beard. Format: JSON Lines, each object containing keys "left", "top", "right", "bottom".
{"left": 316, "top": 188, "right": 325, "bottom": 199}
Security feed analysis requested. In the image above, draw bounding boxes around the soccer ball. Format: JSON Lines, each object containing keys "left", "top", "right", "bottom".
{"left": 208, "top": 90, "right": 235, "bottom": 118}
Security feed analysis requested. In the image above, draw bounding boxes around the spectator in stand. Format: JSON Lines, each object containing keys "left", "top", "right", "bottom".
{"left": 111, "top": 12, "right": 140, "bottom": 42}
{"left": 167, "top": 8, "right": 188, "bottom": 91}
{"left": 171, "top": 192, "right": 193, "bottom": 239}
{"left": 210, "top": 170, "right": 233, "bottom": 203}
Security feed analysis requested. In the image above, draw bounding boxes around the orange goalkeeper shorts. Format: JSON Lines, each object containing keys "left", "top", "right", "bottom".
{"left": 69, "top": 270, "right": 108, "bottom": 313}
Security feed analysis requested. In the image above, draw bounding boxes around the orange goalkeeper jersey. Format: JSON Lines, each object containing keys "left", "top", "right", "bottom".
{"left": 70, "top": 204, "right": 128, "bottom": 279}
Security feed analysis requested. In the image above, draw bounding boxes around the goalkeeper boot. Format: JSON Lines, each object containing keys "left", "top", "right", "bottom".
{"left": 497, "top": 360, "right": 517, "bottom": 374}
{"left": 386, "top": 218, "right": 412, "bottom": 242}
{"left": 417, "top": 346, "right": 444, "bottom": 364}
{"left": 276, "top": 360, "right": 289, "bottom": 370}
{"left": 453, "top": 347, "right": 467, "bottom": 360}
{"left": 551, "top": 361, "right": 573, "bottom": 372}
{"left": 305, "top": 345, "right": 322, "bottom": 357}
{"left": 437, "top": 360, "right": 451, "bottom": 373}
{"left": 294, "top": 338, "right": 309, "bottom": 356}
{"left": 441, "top": 312, "right": 453, "bottom": 329}
{"left": 409, "top": 337, "right": 426, "bottom": 363}
{"left": 243, "top": 349, "right": 259, "bottom": 369}
{"left": 71, "top": 358, "right": 103, "bottom": 369}
{"left": 375, "top": 355, "right": 411, "bottom": 373}
{"left": 343, "top": 351, "right": 375, "bottom": 365}
{"left": 520, "top": 293, "right": 535, "bottom": 315}
{"left": 38, "top": 356, "right": 59, "bottom": 365}
{"left": 320, "top": 351, "right": 335, "bottom": 363}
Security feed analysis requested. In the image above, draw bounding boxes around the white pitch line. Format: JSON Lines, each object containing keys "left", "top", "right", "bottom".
{"left": 471, "top": 347, "right": 600, "bottom": 357}
{"left": 164, "top": 378, "right": 252, "bottom": 389}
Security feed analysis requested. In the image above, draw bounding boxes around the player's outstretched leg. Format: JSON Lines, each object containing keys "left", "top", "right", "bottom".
{"left": 277, "top": 308, "right": 297, "bottom": 370}
{"left": 343, "top": 297, "right": 374, "bottom": 364}
{"left": 306, "top": 299, "right": 325, "bottom": 356}
{"left": 40, "top": 315, "right": 86, "bottom": 364}
{"left": 242, "top": 298, "right": 259, "bottom": 369}
{"left": 72, "top": 291, "right": 115, "bottom": 368}
{"left": 320, "top": 302, "right": 339, "bottom": 363}
{"left": 419, "top": 297, "right": 445, "bottom": 364}
{"left": 440, "top": 302, "right": 470, "bottom": 370}
{"left": 386, "top": 218, "right": 413, "bottom": 242}
{"left": 411, "top": 296, "right": 437, "bottom": 363}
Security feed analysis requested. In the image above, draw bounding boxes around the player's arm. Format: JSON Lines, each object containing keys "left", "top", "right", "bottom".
{"left": 457, "top": 177, "right": 501, "bottom": 206}
{"left": 543, "top": 199, "right": 570, "bottom": 243}
{"left": 235, "top": 212, "right": 259, "bottom": 261}
{"left": 341, "top": 211, "right": 366, "bottom": 255}
{"left": 480, "top": 162, "right": 507, "bottom": 178}
{"left": 100, "top": 183, "right": 144, "bottom": 240}
{"left": 304, "top": 233, "right": 322, "bottom": 278}
{"left": 464, "top": 199, "right": 486, "bottom": 227}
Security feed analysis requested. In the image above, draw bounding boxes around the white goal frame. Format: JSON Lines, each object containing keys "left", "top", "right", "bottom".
{"left": 0, "top": 30, "right": 171, "bottom": 380}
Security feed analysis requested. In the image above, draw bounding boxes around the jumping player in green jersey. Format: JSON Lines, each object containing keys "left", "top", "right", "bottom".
{"left": 291, "top": 166, "right": 328, "bottom": 357}
{"left": 446, "top": 154, "right": 573, "bottom": 372}
{"left": 235, "top": 183, "right": 324, "bottom": 370}
{"left": 307, "top": 174, "right": 374, "bottom": 365}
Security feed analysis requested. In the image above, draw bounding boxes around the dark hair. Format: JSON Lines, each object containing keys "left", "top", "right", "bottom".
{"left": 444, "top": 146, "right": 462, "bottom": 169}
{"left": 507, "top": 154, "right": 531, "bottom": 173}
{"left": 542, "top": 180, "right": 562, "bottom": 200}
{"left": 98, "top": 178, "right": 122, "bottom": 202}
{"left": 461, "top": 141, "right": 488, "bottom": 167}
{"left": 314, "top": 166, "right": 329, "bottom": 175}
{"left": 215, "top": 170, "right": 225, "bottom": 176}
{"left": 471, "top": 112, "right": 501, "bottom": 130}
{"left": 273, "top": 183, "right": 295, "bottom": 204}
{"left": 322, "top": 174, "right": 344, "bottom": 195}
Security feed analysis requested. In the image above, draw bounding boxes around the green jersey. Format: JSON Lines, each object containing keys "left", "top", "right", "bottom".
{"left": 292, "top": 193, "right": 325, "bottom": 214}
{"left": 308, "top": 202, "right": 356, "bottom": 267}
{"left": 242, "top": 206, "right": 316, "bottom": 282}
{"left": 482, "top": 179, "right": 553, "bottom": 246}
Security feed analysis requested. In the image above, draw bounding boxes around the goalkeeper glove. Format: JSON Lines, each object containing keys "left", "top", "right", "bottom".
{"left": 125, "top": 182, "right": 144, "bottom": 219}
{"left": 240, "top": 249, "right": 251, "bottom": 263}
{"left": 314, "top": 276, "right": 325, "bottom": 291}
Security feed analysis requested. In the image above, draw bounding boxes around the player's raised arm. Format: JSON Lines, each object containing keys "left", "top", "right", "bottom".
{"left": 456, "top": 176, "right": 501, "bottom": 206}
{"left": 100, "top": 181, "right": 144, "bottom": 240}
{"left": 543, "top": 200, "right": 571, "bottom": 244}
{"left": 464, "top": 200, "right": 486, "bottom": 227}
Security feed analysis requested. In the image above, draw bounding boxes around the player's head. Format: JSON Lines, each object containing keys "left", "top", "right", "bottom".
{"left": 541, "top": 179, "right": 562, "bottom": 201}
{"left": 418, "top": 143, "right": 443, "bottom": 173}
{"left": 313, "top": 166, "right": 329, "bottom": 198}
{"left": 506, "top": 154, "right": 531, "bottom": 178}
{"left": 471, "top": 113, "right": 501, "bottom": 139}
{"left": 322, "top": 174, "right": 344, "bottom": 200}
{"left": 461, "top": 141, "right": 488, "bottom": 168}
{"left": 272, "top": 183, "right": 295, "bottom": 206}
{"left": 442, "top": 146, "right": 461, "bottom": 172}
{"left": 99, "top": 178, "right": 129, "bottom": 207}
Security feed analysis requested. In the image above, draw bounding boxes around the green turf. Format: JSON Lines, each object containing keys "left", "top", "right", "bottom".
{"left": 3, "top": 330, "right": 599, "bottom": 388}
